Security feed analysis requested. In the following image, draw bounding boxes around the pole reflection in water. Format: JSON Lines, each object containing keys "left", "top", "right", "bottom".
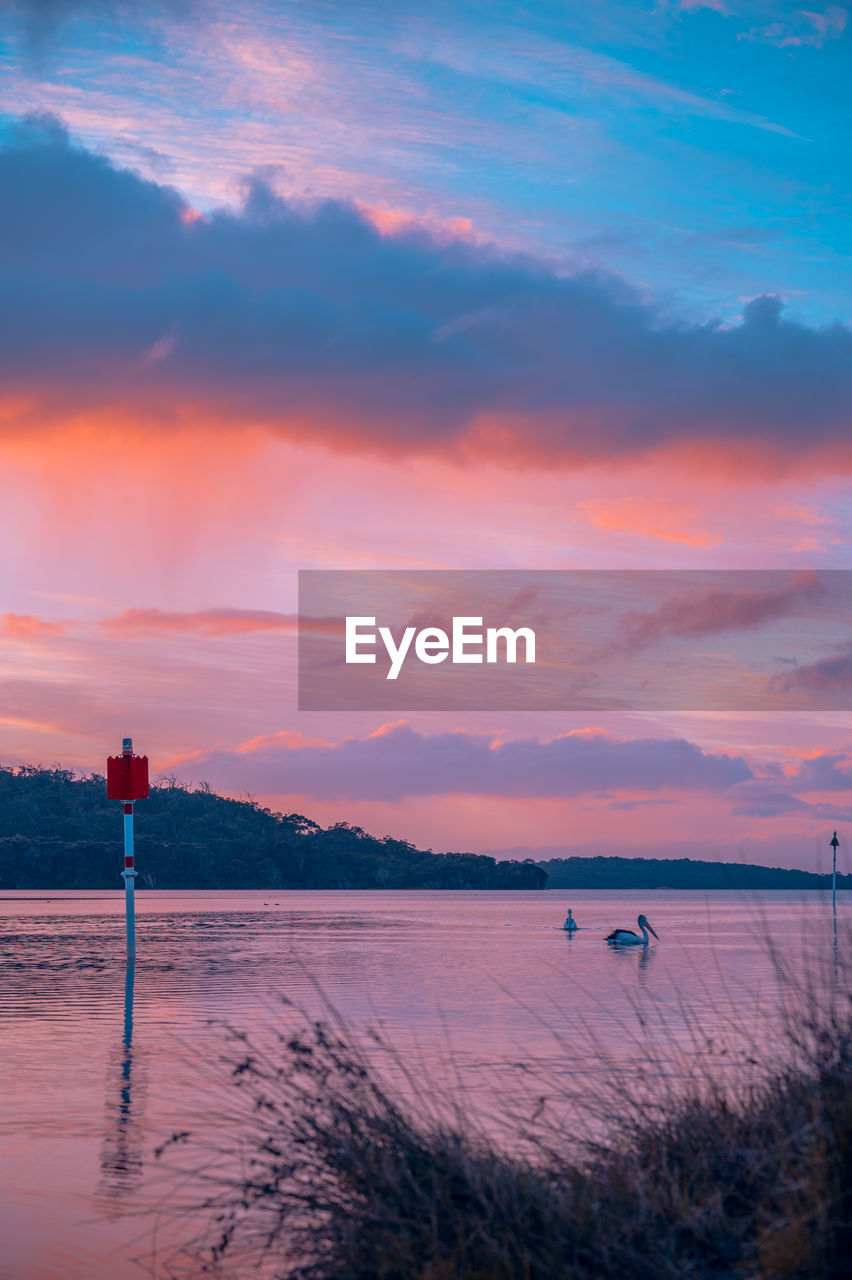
{"left": 97, "top": 959, "right": 146, "bottom": 1211}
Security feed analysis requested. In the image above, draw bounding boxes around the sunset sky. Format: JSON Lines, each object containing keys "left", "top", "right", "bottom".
{"left": 0, "top": 0, "right": 850, "bottom": 869}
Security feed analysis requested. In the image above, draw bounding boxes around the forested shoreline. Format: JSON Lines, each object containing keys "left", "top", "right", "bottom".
{"left": 538, "top": 854, "right": 850, "bottom": 891}
{"left": 1, "top": 767, "right": 842, "bottom": 892}
{"left": 0, "top": 767, "right": 545, "bottom": 890}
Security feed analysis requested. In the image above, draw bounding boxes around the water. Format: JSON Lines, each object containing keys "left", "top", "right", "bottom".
{"left": 0, "top": 889, "right": 845, "bottom": 1279}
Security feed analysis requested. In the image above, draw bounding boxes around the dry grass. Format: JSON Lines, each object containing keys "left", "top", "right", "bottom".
{"left": 155, "top": 954, "right": 852, "bottom": 1280}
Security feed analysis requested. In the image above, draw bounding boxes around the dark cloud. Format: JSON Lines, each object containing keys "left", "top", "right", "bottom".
{"left": 3, "top": 116, "right": 852, "bottom": 469}
{"left": 183, "top": 723, "right": 752, "bottom": 802}
{"left": 770, "top": 641, "right": 852, "bottom": 697}
{"left": 0, "top": 1, "right": 197, "bottom": 52}
{"left": 728, "top": 781, "right": 813, "bottom": 819}
{"left": 729, "top": 778, "right": 852, "bottom": 821}
{"left": 727, "top": 748, "right": 852, "bottom": 818}
{"left": 792, "top": 750, "right": 852, "bottom": 791}
{"left": 620, "top": 571, "right": 825, "bottom": 651}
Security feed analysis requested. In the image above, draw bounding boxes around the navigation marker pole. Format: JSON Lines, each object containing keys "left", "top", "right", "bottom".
{"left": 831, "top": 831, "right": 839, "bottom": 938}
{"left": 123, "top": 799, "right": 137, "bottom": 961}
{"left": 107, "top": 738, "right": 150, "bottom": 961}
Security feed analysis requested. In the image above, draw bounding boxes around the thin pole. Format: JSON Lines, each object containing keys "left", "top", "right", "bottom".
{"left": 831, "top": 831, "right": 839, "bottom": 940}
{"left": 122, "top": 801, "right": 137, "bottom": 961}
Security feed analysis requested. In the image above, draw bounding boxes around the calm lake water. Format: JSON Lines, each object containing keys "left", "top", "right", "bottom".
{"left": 0, "top": 888, "right": 847, "bottom": 1279}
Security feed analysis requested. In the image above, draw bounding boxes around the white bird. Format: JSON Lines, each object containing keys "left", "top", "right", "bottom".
{"left": 605, "top": 914, "right": 659, "bottom": 946}
{"left": 562, "top": 909, "right": 578, "bottom": 932}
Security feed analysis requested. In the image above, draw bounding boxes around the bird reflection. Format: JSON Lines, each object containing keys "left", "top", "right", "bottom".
{"left": 637, "top": 941, "right": 657, "bottom": 985}
{"left": 605, "top": 932, "right": 657, "bottom": 984}
{"left": 97, "top": 959, "right": 145, "bottom": 1209}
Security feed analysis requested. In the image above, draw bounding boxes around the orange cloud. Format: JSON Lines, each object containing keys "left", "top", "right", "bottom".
{"left": 0, "top": 613, "right": 68, "bottom": 640}
{"left": 102, "top": 607, "right": 300, "bottom": 637}
{"left": 357, "top": 200, "right": 480, "bottom": 244}
{"left": 100, "top": 607, "right": 346, "bottom": 638}
{"left": 578, "top": 498, "right": 722, "bottom": 547}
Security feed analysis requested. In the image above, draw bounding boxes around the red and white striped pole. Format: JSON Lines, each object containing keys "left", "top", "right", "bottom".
{"left": 107, "top": 737, "right": 149, "bottom": 962}
{"left": 122, "top": 792, "right": 137, "bottom": 961}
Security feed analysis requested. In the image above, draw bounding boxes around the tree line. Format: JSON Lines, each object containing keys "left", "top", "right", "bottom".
{"left": 0, "top": 766, "right": 546, "bottom": 891}
{"left": 538, "top": 854, "right": 851, "bottom": 890}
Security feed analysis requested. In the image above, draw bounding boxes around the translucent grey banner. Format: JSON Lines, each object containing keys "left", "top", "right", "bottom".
{"left": 298, "top": 569, "right": 852, "bottom": 711}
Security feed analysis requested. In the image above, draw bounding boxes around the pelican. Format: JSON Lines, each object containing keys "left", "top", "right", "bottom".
{"left": 605, "top": 914, "right": 659, "bottom": 946}
{"left": 562, "top": 909, "right": 578, "bottom": 932}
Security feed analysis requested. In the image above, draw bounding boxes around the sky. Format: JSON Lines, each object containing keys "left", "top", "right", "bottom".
{"left": 0, "top": 0, "right": 850, "bottom": 869}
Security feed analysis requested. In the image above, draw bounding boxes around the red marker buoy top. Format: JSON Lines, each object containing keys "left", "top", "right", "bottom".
{"left": 107, "top": 739, "right": 149, "bottom": 801}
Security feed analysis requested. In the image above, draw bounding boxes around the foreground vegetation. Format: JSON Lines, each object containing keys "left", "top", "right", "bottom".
{"left": 0, "top": 766, "right": 544, "bottom": 890}
{"left": 158, "top": 969, "right": 852, "bottom": 1279}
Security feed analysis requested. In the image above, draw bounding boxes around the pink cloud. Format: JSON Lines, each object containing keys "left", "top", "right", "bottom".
{"left": 676, "top": 1, "right": 727, "bottom": 12}
{"left": 101, "top": 607, "right": 300, "bottom": 637}
{"left": 356, "top": 200, "right": 482, "bottom": 245}
{"left": 0, "top": 612, "right": 68, "bottom": 640}
{"left": 738, "top": 5, "right": 847, "bottom": 48}
{"left": 177, "top": 722, "right": 752, "bottom": 802}
{"left": 578, "top": 498, "right": 722, "bottom": 548}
